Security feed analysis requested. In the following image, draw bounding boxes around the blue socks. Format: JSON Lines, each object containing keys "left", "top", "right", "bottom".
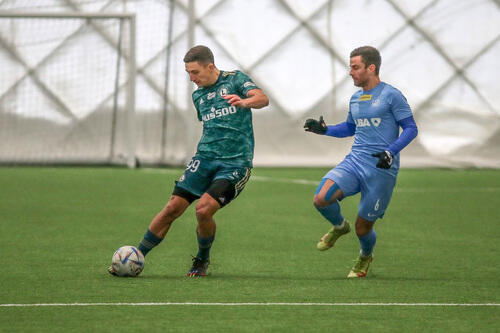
{"left": 358, "top": 229, "right": 377, "bottom": 257}
{"left": 316, "top": 201, "right": 344, "bottom": 226}
{"left": 138, "top": 229, "right": 163, "bottom": 256}
{"left": 196, "top": 234, "right": 215, "bottom": 260}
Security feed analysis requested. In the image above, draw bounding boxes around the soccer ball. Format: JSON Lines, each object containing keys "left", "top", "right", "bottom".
{"left": 111, "top": 245, "right": 145, "bottom": 277}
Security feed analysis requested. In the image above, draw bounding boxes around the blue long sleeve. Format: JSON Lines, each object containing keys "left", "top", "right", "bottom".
{"left": 387, "top": 116, "right": 418, "bottom": 155}
{"left": 325, "top": 122, "right": 356, "bottom": 138}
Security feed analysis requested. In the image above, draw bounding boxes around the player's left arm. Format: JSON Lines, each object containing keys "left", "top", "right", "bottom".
{"left": 372, "top": 90, "right": 418, "bottom": 169}
{"left": 372, "top": 116, "right": 418, "bottom": 169}
{"left": 387, "top": 116, "right": 418, "bottom": 155}
{"left": 224, "top": 89, "right": 269, "bottom": 109}
{"left": 386, "top": 90, "right": 418, "bottom": 156}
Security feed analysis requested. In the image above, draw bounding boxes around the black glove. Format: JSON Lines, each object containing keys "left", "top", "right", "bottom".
{"left": 304, "top": 116, "right": 327, "bottom": 134}
{"left": 372, "top": 150, "right": 393, "bottom": 169}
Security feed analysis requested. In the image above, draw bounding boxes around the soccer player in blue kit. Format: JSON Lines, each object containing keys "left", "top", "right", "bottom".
{"left": 109, "top": 45, "right": 269, "bottom": 277}
{"left": 304, "top": 46, "right": 418, "bottom": 278}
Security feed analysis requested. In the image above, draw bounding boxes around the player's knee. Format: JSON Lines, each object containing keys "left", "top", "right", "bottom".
{"left": 162, "top": 203, "right": 184, "bottom": 220}
{"left": 355, "top": 219, "right": 373, "bottom": 236}
{"left": 355, "top": 225, "right": 369, "bottom": 236}
{"left": 195, "top": 202, "right": 215, "bottom": 222}
{"left": 195, "top": 206, "right": 208, "bottom": 221}
{"left": 313, "top": 195, "right": 328, "bottom": 208}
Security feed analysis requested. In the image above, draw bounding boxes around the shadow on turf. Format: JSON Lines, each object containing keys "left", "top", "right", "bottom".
{"left": 120, "top": 272, "right": 458, "bottom": 282}
{"left": 137, "top": 273, "right": 345, "bottom": 281}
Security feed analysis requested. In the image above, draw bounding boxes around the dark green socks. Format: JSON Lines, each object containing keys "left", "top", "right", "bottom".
{"left": 196, "top": 234, "right": 215, "bottom": 260}
{"left": 138, "top": 229, "right": 163, "bottom": 256}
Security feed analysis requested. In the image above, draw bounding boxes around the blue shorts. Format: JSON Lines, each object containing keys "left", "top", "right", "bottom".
{"left": 323, "top": 155, "right": 397, "bottom": 221}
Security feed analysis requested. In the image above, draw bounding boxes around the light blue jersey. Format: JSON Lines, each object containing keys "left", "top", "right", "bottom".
{"left": 347, "top": 82, "right": 413, "bottom": 175}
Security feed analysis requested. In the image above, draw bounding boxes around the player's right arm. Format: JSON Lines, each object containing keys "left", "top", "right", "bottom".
{"left": 304, "top": 116, "right": 356, "bottom": 137}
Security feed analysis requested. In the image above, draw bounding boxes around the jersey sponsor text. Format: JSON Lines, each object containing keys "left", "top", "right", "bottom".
{"left": 355, "top": 118, "right": 381, "bottom": 127}
{"left": 202, "top": 106, "right": 237, "bottom": 122}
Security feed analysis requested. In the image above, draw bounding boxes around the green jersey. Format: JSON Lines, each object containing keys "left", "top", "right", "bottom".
{"left": 192, "top": 70, "right": 259, "bottom": 167}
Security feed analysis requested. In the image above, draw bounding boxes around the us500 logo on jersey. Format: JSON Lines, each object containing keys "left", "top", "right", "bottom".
{"left": 202, "top": 106, "right": 237, "bottom": 122}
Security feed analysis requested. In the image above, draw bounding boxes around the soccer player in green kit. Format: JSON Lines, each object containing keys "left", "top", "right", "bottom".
{"left": 109, "top": 45, "right": 269, "bottom": 277}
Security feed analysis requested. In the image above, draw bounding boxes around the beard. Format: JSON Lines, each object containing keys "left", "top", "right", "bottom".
{"left": 353, "top": 78, "right": 368, "bottom": 88}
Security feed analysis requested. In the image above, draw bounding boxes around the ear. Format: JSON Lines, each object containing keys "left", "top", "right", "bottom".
{"left": 368, "top": 64, "right": 377, "bottom": 74}
{"left": 207, "top": 63, "right": 215, "bottom": 71}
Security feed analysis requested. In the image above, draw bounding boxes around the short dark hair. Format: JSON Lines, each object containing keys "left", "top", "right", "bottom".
{"left": 350, "top": 46, "right": 381, "bottom": 75}
{"left": 183, "top": 45, "right": 215, "bottom": 65}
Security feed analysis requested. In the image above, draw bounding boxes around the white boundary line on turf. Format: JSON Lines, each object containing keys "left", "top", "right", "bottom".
{"left": 250, "top": 176, "right": 500, "bottom": 192}
{"left": 251, "top": 175, "right": 318, "bottom": 186}
{"left": 141, "top": 169, "right": 500, "bottom": 192}
{"left": 1, "top": 302, "right": 499, "bottom": 307}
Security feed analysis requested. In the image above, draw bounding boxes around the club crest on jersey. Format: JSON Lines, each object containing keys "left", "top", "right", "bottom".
{"left": 219, "top": 88, "right": 228, "bottom": 97}
{"left": 371, "top": 118, "right": 381, "bottom": 126}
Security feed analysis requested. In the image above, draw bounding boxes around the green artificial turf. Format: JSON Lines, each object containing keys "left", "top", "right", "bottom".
{"left": 0, "top": 167, "right": 498, "bottom": 332}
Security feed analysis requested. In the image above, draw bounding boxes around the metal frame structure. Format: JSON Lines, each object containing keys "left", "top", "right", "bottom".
{"left": 179, "top": 0, "right": 499, "bottom": 117}
{"left": 0, "top": 0, "right": 498, "bottom": 167}
{"left": 0, "top": 11, "right": 136, "bottom": 167}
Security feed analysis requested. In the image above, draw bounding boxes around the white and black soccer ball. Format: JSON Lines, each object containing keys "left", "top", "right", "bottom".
{"left": 111, "top": 245, "right": 145, "bottom": 277}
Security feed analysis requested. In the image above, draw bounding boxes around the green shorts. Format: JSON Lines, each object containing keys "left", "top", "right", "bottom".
{"left": 173, "top": 155, "right": 251, "bottom": 206}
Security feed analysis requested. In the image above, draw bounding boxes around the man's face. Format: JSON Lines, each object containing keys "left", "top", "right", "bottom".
{"left": 185, "top": 61, "right": 214, "bottom": 87}
{"left": 349, "top": 55, "right": 373, "bottom": 88}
